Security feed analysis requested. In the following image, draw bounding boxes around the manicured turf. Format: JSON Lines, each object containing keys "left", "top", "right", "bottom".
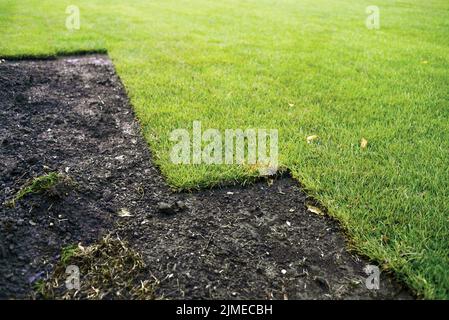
{"left": 1, "top": 0, "right": 448, "bottom": 298}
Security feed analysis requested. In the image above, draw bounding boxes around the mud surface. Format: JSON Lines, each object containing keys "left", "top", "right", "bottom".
{"left": 0, "top": 55, "right": 412, "bottom": 299}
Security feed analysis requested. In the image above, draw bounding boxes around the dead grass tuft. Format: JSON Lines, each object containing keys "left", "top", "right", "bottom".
{"left": 36, "top": 234, "right": 159, "bottom": 300}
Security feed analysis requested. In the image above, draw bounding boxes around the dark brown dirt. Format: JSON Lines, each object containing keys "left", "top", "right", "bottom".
{"left": 0, "top": 55, "right": 413, "bottom": 299}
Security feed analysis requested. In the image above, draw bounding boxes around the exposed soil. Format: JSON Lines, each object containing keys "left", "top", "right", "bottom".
{"left": 0, "top": 55, "right": 412, "bottom": 299}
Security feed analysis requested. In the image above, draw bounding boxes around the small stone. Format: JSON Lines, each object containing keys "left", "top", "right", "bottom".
{"left": 226, "top": 192, "right": 234, "bottom": 195}
{"left": 176, "top": 200, "right": 187, "bottom": 210}
{"left": 157, "top": 202, "right": 175, "bottom": 215}
{"left": 281, "top": 269, "right": 287, "bottom": 275}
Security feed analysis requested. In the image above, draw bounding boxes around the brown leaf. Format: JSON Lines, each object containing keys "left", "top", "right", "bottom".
{"left": 118, "top": 208, "right": 132, "bottom": 217}
{"left": 307, "top": 135, "right": 319, "bottom": 144}
{"left": 360, "top": 138, "right": 368, "bottom": 149}
{"left": 307, "top": 205, "right": 323, "bottom": 215}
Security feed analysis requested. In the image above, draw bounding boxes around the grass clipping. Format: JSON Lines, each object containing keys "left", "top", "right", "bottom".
{"left": 37, "top": 235, "right": 158, "bottom": 299}
{"left": 5, "top": 172, "right": 72, "bottom": 207}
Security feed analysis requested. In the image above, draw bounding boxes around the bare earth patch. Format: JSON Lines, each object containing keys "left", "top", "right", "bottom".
{"left": 0, "top": 55, "right": 412, "bottom": 299}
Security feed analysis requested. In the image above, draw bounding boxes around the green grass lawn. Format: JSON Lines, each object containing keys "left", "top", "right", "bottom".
{"left": 1, "top": 0, "right": 448, "bottom": 299}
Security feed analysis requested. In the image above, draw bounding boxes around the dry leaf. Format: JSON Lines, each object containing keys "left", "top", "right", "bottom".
{"left": 307, "top": 205, "right": 323, "bottom": 215}
{"left": 118, "top": 208, "right": 132, "bottom": 217}
{"left": 360, "top": 138, "right": 368, "bottom": 149}
{"left": 307, "top": 135, "right": 319, "bottom": 144}
{"left": 248, "top": 162, "right": 278, "bottom": 176}
{"left": 260, "top": 165, "right": 278, "bottom": 176}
